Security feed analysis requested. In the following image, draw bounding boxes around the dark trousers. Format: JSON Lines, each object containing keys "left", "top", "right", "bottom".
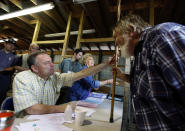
{"left": 0, "top": 73, "right": 12, "bottom": 106}
{"left": 56, "top": 87, "right": 70, "bottom": 105}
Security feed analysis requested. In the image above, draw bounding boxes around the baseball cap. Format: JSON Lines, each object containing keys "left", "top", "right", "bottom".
{"left": 4, "top": 38, "right": 17, "bottom": 47}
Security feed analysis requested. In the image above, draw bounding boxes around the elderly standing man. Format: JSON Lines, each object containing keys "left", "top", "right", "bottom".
{"left": 13, "top": 52, "right": 114, "bottom": 115}
{"left": 113, "top": 14, "right": 185, "bottom": 130}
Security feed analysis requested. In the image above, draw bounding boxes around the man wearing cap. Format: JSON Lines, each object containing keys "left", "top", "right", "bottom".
{"left": 0, "top": 38, "right": 21, "bottom": 105}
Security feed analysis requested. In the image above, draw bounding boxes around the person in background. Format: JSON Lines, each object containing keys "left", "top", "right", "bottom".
{"left": 0, "top": 38, "right": 21, "bottom": 105}
{"left": 66, "top": 53, "right": 116, "bottom": 102}
{"left": 113, "top": 14, "right": 185, "bottom": 130}
{"left": 15, "top": 43, "right": 40, "bottom": 72}
{"left": 13, "top": 51, "right": 115, "bottom": 115}
{"left": 56, "top": 48, "right": 84, "bottom": 104}
{"left": 59, "top": 48, "right": 83, "bottom": 73}
{"left": 22, "top": 43, "right": 40, "bottom": 69}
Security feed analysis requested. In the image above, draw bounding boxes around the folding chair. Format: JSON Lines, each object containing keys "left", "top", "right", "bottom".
{"left": 1, "top": 97, "right": 14, "bottom": 111}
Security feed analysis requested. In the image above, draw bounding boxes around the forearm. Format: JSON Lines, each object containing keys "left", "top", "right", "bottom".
{"left": 25, "top": 104, "right": 67, "bottom": 115}
{"left": 120, "top": 74, "right": 130, "bottom": 82}
{"left": 14, "top": 66, "right": 28, "bottom": 71}
{"left": 2, "top": 67, "right": 14, "bottom": 72}
{"left": 73, "top": 63, "right": 109, "bottom": 82}
{"left": 100, "top": 80, "right": 109, "bottom": 86}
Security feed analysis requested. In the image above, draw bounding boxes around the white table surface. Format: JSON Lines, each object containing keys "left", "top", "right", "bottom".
{"left": 11, "top": 99, "right": 123, "bottom": 131}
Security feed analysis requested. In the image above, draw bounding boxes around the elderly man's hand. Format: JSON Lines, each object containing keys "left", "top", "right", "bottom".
{"left": 113, "top": 67, "right": 130, "bottom": 82}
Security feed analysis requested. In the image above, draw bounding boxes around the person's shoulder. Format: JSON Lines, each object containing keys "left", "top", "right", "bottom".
{"left": 151, "top": 22, "right": 183, "bottom": 34}
{"left": 22, "top": 53, "right": 29, "bottom": 57}
{"left": 64, "top": 58, "right": 72, "bottom": 61}
{"left": 61, "top": 58, "right": 72, "bottom": 63}
{"left": 15, "top": 70, "right": 32, "bottom": 78}
{"left": 82, "top": 65, "right": 87, "bottom": 69}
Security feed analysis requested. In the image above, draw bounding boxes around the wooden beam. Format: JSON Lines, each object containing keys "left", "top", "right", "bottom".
{"left": 32, "top": 20, "right": 41, "bottom": 43}
{"left": 0, "top": 2, "right": 9, "bottom": 12}
{"left": 7, "top": 19, "right": 33, "bottom": 34}
{"left": 80, "top": 37, "right": 114, "bottom": 43}
{"left": 33, "top": 40, "right": 64, "bottom": 44}
{"left": 61, "top": 12, "right": 72, "bottom": 61}
{"left": 29, "top": 20, "right": 37, "bottom": 24}
{"left": 0, "top": 21, "right": 31, "bottom": 38}
{"left": 110, "top": 1, "right": 163, "bottom": 12}
{"left": 1, "top": 0, "right": 46, "bottom": 35}
{"left": 149, "top": 0, "right": 155, "bottom": 26}
{"left": 83, "top": 2, "right": 107, "bottom": 36}
{"left": 75, "top": 10, "right": 84, "bottom": 49}
{"left": 30, "top": 0, "right": 64, "bottom": 31}
{"left": 55, "top": 1, "right": 78, "bottom": 29}
{"left": 9, "top": 0, "right": 53, "bottom": 33}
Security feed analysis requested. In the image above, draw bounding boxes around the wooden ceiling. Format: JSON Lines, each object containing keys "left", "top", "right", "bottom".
{"left": 0, "top": 0, "right": 185, "bottom": 51}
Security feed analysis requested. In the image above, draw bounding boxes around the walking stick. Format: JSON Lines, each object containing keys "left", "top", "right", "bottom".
{"left": 109, "top": 0, "right": 121, "bottom": 123}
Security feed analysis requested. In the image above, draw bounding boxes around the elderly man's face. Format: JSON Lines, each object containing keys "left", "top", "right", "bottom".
{"left": 113, "top": 29, "right": 134, "bottom": 58}
{"left": 34, "top": 54, "right": 54, "bottom": 79}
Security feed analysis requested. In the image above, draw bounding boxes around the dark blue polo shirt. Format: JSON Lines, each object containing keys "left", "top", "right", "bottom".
{"left": 0, "top": 49, "right": 20, "bottom": 92}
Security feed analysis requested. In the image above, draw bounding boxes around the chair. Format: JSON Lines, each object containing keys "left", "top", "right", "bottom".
{"left": 1, "top": 97, "right": 14, "bottom": 111}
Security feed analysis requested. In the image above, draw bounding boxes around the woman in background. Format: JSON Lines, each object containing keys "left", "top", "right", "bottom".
{"left": 66, "top": 53, "right": 115, "bottom": 102}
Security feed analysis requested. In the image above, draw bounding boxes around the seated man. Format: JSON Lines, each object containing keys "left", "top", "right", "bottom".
{"left": 13, "top": 52, "right": 114, "bottom": 115}
{"left": 66, "top": 53, "right": 115, "bottom": 102}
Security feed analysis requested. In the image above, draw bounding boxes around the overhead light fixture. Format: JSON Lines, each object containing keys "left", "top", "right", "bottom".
{"left": 44, "top": 29, "right": 96, "bottom": 38}
{"left": 0, "top": 2, "right": 54, "bottom": 20}
{"left": 73, "top": 0, "right": 96, "bottom": 4}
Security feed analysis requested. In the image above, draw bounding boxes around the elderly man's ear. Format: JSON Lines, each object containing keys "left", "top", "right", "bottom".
{"left": 129, "top": 25, "right": 139, "bottom": 38}
{"left": 31, "top": 65, "right": 38, "bottom": 73}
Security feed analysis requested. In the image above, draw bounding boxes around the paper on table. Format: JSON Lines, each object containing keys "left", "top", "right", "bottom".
{"left": 82, "top": 97, "right": 105, "bottom": 104}
{"left": 26, "top": 113, "right": 73, "bottom": 124}
{"left": 88, "top": 92, "right": 107, "bottom": 99}
{"left": 16, "top": 121, "right": 73, "bottom": 131}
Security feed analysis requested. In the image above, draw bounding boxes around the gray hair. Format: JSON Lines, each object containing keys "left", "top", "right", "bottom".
{"left": 114, "top": 14, "right": 151, "bottom": 34}
{"left": 81, "top": 53, "right": 93, "bottom": 66}
{"left": 27, "top": 51, "right": 46, "bottom": 70}
{"left": 29, "top": 43, "right": 39, "bottom": 50}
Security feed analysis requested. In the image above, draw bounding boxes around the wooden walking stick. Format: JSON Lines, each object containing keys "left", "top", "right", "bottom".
{"left": 109, "top": 0, "right": 121, "bottom": 123}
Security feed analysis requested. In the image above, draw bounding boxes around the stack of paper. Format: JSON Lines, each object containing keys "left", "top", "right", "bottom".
{"left": 16, "top": 113, "right": 73, "bottom": 131}
{"left": 88, "top": 92, "right": 107, "bottom": 99}
{"left": 77, "top": 92, "right": 107, "bottom": 108}
{"left": 16, "top": 121, "right": 73, "bottom": 131}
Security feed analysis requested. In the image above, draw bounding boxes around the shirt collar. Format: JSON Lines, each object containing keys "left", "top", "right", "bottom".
{"left": 29, "top": 70, "right": 53, "bottom": 82}
{"left": 134, "top": 27, "right": 152, "bottom": 56}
